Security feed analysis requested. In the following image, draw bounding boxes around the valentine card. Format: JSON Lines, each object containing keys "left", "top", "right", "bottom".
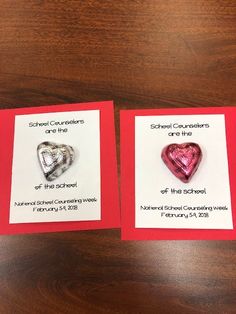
{"left": 121, "top": 107, "right": 236, "bottom": 240}
{"left": 0, "top": 101, "right": 120, "bottom": 234}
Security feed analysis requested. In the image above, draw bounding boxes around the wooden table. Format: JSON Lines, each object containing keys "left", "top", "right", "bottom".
{"left": 1, "top": 1, "right": 236, "bottom": 313}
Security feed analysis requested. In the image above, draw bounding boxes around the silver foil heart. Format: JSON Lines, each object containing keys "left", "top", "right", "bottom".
{"left": 37, "top": 141, "right": 75, "bottom": 181}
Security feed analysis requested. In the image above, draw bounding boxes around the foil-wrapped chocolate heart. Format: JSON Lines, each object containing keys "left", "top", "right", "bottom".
{"left": 37, "top": 141, "right": 75, "bottom": 181}
{"left": 161, "top": 143, "right": 202, "bottom": 183}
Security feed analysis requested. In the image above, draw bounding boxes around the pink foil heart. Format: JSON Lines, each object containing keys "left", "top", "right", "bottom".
{"left": 161, "top": 143, "right": 202, "bottom": 183}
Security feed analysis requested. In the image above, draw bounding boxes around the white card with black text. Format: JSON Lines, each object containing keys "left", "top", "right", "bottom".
{"left": 135, "top": 114, "right": 233, "bottom": 229}
{"left": 10, "top": 110, "right": 101, "bottom": 223}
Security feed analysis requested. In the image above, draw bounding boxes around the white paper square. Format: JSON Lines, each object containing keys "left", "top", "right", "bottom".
{"left": 10, "top": 110, "right": 101, "bottom": 223}
{"left": 135, "top": 114, "right": 233, "bottom": 229}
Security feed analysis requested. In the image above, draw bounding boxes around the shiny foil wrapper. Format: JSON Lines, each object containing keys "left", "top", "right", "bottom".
{"left": 37, "top": 141, "right": 75, "bottom": 181}
{"left": 161, "top": 142, "right": 202, "bottom": 183}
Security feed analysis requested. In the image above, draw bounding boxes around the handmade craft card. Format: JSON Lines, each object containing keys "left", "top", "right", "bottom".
{"left": 0, "top": 101, "right": 120, "bottom": 234}
{"left": 120, "top": 107, "right": 236, "bottom": 240}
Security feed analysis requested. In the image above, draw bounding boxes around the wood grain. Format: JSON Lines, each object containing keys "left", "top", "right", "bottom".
{"left": 1, "top": 1, "right": 236, "bottom": 313}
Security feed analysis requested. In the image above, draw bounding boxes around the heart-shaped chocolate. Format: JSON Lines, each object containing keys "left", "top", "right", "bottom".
{"left": 161, "top": 143, "right": 202, "bottom": 183}
{"left": 37, "top": 141, "right": 75, "bottom": 181}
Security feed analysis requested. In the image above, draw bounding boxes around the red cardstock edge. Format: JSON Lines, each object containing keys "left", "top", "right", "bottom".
{"left": 0, "top": 101, "right": 120, "bottom": 234}
{"left": 120, "top": 107, "right": 236, "bottom": 240}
